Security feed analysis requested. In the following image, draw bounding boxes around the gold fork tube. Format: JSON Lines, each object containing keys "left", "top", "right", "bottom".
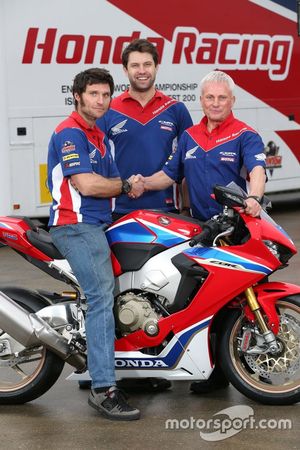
{"left": 244, "top": 287, "right": 269, "bottom": 333}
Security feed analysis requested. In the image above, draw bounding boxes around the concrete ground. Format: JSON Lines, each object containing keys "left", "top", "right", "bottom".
{"left": 0, "top": 199, "right": 299, "bottom": 450}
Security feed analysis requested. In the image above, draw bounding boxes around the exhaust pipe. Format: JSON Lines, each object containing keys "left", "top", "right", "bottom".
{"left": 0, "top": 291, "right": 86, "bottom": 371}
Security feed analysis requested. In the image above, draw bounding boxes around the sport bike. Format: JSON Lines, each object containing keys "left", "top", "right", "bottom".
{"left": 0, "top": 184, "right": 299, "bottom": 405}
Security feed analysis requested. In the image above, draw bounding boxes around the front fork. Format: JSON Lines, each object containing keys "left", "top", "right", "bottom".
{"left": 244, "top": 286, "right": 280, "bottom": 353}
{"left": 219, "top": 237, "right": 281, "bottom": 353}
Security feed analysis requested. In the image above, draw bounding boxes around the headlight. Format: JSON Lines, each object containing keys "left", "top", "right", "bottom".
{"left": 263, "top": 240, "right": 294, "bottom": 265}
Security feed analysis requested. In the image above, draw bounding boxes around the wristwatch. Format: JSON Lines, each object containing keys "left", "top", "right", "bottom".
{"left": 246, "top": 195, "right": 262, "bottom": 205}
{"left": 121, "top": 179, "right": 132, "bottom": 194}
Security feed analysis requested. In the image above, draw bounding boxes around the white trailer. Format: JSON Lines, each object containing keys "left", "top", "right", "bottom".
{"left": 0, "top": 0, "right": 299, "bottom": 218}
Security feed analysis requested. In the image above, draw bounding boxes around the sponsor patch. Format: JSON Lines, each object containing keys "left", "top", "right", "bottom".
{"left": 159, "top": 120, "right": 174, "bottom": 132}
{"left": 220, "top": 157, "right": 235, "bottom": 162}
{"left": 62, "top": 153, "right": 79, "bottom": 161}
{"left": 61, "top": 141, "right": 76, "bottom": 153}
{"left": 255, "top": 153, "right": 266, "bottom": 161}
{"left": 64, "top": 161, "right": 80, "bottom": 168}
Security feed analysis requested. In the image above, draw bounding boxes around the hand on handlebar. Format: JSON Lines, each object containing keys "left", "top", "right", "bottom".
{"left": 241, "top": 197, "right": 262, "bottom": 217}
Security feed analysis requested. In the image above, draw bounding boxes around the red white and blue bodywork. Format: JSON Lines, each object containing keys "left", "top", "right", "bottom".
{"left": 1, "top": 186, "right": 298, "bottom": 383}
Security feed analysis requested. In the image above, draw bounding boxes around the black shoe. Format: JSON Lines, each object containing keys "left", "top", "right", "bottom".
{"left": 88, "top": 386, "right": 140, "bottom": 421}
{"left": 78, "top": 380, "right": 92, "bottom": 390}
{"left": 117, "top": 378, "right": 172, "bottom": 393}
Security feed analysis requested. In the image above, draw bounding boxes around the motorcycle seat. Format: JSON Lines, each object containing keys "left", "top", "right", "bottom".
{"left": 26, "top": 229, "right": 64, "bottom": 260}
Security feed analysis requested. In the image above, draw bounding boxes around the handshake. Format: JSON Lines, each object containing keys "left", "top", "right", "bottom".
{"left": 127, "top": 174, "right": 146, "bottom": 199}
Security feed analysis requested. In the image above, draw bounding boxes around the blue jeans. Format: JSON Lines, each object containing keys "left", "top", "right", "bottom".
{"left": 50, "top": 223, "right": 116, "bottom": 389}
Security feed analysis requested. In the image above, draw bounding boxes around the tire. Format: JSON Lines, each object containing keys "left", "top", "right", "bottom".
{"left": 219, "top": 295, "right": 300, "bottom": 405}
{"left": 0, "top": 289, "right": 65, "bottom": 404}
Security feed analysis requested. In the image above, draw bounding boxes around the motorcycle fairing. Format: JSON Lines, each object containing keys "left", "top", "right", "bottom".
{"left": 67, "top": 316, "right": 214, "bottom": 382}
{"left": 185, "top": 246, "right": 273, "bottom": 276}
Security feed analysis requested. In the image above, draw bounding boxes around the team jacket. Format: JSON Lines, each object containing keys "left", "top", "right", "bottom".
{"left": 48, "top": 111, "right": 119, "bottom": 226}
{"left": 97, "top": 90, "right": 193, "bottom": 213}
{"left": 163, "top": 112, "right": 266, "bottom": 220}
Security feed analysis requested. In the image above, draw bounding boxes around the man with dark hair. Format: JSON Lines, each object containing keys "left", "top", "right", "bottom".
{"left": 121, "top": 38, "right": 159, "bottom": 68}
{"left": 97, "top": 38, "right": 193, "bottom": 221}
{"left": 47, "top": 68, "right": 142, "bottom": 420}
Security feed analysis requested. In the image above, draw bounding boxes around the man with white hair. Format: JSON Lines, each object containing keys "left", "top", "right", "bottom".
{"left": 137, "top": 70, "right": 267, "bottom": 393}
{"left": 142, "top": 70, "right": 266, "bottom": 221}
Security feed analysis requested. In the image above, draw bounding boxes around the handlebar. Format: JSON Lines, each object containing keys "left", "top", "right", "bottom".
{"left": 189, "top": 219, "right": 221, "bottom": 247}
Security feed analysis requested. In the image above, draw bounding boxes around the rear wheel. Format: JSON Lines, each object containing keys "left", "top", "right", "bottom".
{"left": 219, "top": 295, "right": 300, "bottom": 405}
{"left": 0, "top": 290, "right": 65, "bottom": 404}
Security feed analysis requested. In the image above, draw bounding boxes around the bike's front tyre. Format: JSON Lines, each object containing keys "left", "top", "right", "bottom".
{"left": 219, "top": 295, "right": 300, "bottom": 405}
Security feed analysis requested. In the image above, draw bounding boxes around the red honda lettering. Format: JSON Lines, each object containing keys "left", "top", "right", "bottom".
{"left": 56, "top": 35, "right": 85, "bottom": 63}
{"left": 172, "top": 32, "right": 196, "bottom": 63}
{"left": 22, "top": 27, "right": 57, "bottom": 64}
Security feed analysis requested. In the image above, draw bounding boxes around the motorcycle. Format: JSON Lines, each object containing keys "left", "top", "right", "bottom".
{"left": 0, "top": 184, "right": 299, "bottom": 406}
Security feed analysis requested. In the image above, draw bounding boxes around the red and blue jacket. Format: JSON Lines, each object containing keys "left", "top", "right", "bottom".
{"left": 163, "top": 113, "right": 266, "bottom": 220}
{"left": 98, "top": 90, "right": 193, "bottom": 214}
{"left": 48, "top": 111, "right": 119, "bottom": 226}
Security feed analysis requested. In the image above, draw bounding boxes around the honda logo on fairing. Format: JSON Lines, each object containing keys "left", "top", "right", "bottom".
{"left": 115, "top": 359, "right": 168, "bottom": 368}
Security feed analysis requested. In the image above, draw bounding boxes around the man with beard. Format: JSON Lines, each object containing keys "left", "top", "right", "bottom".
{"left": 92, "top": 38, "right": 193, "bottom": 393}
{"left": 97, "top": 38, "right": 193, "bottom": 221}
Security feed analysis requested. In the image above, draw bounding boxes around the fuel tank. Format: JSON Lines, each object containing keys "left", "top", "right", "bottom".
{"left": 106, "top": 210, "right": 201, "bottom": 275}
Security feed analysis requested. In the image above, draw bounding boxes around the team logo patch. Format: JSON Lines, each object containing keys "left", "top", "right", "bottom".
{"left": 89, "top": 148, "right": 97, "bottom": 163}
{"left": 185, "top": 146, "right": 198, "bottom": 159}
{"left": 111, "top": 119, "right": 128, "bottom": 135}
{"left": 158, "top": 216, "right": 171, "bottom": 226}
{"left": 61, "top": 141, "right": 76, "bottom": 153}
{"left": 255, "top": 153, "right": 266, "bottom": 161}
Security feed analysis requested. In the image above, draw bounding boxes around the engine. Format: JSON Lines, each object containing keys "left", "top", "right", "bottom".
{"left": 115, "top": 292, "right": 161, "bottom": 337}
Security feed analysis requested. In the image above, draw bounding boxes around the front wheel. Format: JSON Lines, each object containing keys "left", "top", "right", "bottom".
{"left": 219, "top": 295, "right": 300, "bottom": 405}
{"left": 0, "top": 289, "right": 65, "bottom": 404}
